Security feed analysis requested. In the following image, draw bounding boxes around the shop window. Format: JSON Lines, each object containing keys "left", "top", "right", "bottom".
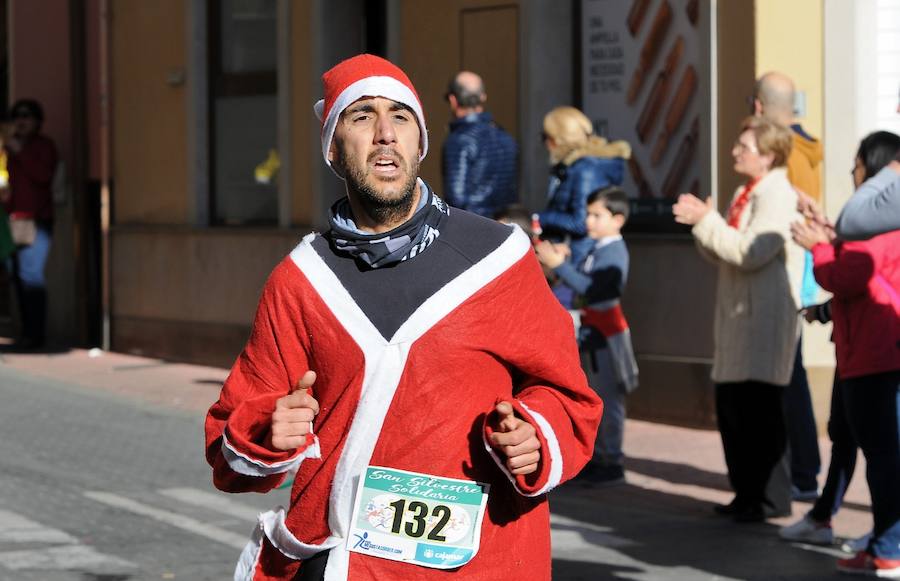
{"left": 208, "top": 0, "right": 278, "bottom": 225}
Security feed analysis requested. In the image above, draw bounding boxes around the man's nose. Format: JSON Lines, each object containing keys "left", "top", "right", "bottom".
{"left": 374, "top": 115, "right": 397, "bottom": 144}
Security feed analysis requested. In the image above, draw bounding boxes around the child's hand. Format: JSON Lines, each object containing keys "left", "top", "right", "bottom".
{"left": 535, "top": 240, "right": 566, "bottom": 269}
{"left": 553, "top": 242, "right": 571, "bottom": 257}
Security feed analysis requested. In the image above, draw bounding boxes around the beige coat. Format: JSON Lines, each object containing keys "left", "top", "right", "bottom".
{"left": 692, "top": 167, "right": 804, "bottom": 386}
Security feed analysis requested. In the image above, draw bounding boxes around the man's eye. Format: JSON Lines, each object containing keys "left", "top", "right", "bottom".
{"left": 352, "top": 114, "right": 371, "bottom": 122}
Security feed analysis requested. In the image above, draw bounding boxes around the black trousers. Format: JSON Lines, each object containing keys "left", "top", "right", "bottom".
{"left": 841, "top": 371, "right": 900, "bottom": 558}
{"left": 716, "top": 381, "right": 791, "bottom": 514}
{"left": 295, "top": 551, "right": 327, "bottom": 581}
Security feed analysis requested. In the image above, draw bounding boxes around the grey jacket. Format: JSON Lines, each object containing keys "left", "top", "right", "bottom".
{"left": 835, "top": 165, "right": 900, "bottom": 240}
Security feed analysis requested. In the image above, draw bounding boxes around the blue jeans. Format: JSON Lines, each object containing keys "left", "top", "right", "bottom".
{"left": 784, "top": 338, "right": 821, "bottom": 491}
{"left": 7, "top": 225, "right": 51, "bottom": 345}
{"left": 842, "top": 371, "right": 900, "bottom": 559}
{"left": 581, "top": 347, "right": 625, "bottom": 467}
{"left": 14, "top": 225, "right": 51, "bottom": 288}
{"left": 809, "top": 373, "right": 858, "bottom": 522}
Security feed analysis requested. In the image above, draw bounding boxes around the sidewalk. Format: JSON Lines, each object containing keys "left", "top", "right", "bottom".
{"left": 0, "top": 346, "right": 874, "bottom": 575}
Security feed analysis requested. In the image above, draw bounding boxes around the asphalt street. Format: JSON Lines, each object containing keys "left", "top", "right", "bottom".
{"left": 0, "top": 357, "right": 869, "bottom": 580}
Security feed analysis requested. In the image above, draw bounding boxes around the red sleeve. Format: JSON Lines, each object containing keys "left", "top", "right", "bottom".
{"left": 812, "top": 240, "right": 877, "bottom": 298}
{"left": 483, "top": 252, "right": 603, "bottom": 495}
{"left": 205, "top": 260, "right": 319, "bottom": 493}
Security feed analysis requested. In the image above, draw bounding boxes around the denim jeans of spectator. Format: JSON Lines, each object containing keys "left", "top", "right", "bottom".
{"left": 7, "top": 225, "right": 51, "bottom": 346}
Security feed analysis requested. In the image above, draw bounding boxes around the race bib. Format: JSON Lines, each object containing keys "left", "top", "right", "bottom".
{"left": 347, "top": 466, "right": 489, "bottom": 569}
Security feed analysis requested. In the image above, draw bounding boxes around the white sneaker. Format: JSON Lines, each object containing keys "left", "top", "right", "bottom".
{"left": 841, "top": 531, "right": 873, "bottom": 554}
{"left": 779, "top": 515, "right": 834, "bottom": 545}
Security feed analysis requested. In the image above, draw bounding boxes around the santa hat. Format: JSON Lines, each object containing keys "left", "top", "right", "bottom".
{"left": 314, "top": 54, "right": 428, "bottom": 171}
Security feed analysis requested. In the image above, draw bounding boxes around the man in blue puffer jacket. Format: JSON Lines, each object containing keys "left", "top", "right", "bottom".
{"left": 442, "top": 71, "right": 518, "bottom": 217}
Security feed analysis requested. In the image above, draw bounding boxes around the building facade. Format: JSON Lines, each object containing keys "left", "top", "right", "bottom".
{"left": 4, "top": 0, "right": 899, "bottom": 430}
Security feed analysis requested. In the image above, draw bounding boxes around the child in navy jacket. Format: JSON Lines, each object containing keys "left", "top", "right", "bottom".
{"left": 536, "top": 186, "right": 638, "bottom": 485}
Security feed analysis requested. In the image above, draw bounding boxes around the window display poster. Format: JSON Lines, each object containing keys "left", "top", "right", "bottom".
{"left": 580, "top": 0, "right": 706, "bottom": 231}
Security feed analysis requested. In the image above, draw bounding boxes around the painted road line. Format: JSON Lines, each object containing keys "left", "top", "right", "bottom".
{"left": 84, "top": 491, "right": 249, "bottom": 550}
{"left": 0, "top": 544, "right": 136, "bottom": 572}
{"left": 0, "top": 509, "right": 77, "bottom": 545}
{"left": 158, "top": 487, "right": 260, "bottom": 522}
{"left": 550, "top": 512, "right": 636, "bottom": 549}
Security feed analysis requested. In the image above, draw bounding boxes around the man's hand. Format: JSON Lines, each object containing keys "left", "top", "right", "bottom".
{"left": 268, "top": 370, "right": 320, "bottom": 451}
{"left": 489, "top": 401, "right": 541, "bottom": 475}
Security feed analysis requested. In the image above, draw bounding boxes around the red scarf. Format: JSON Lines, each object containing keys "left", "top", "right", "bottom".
{"left": 725, "top": 177, "right": 760, "bottom": 228}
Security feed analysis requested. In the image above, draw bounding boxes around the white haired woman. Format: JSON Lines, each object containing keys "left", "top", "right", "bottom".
{"left": 673, "top": 116, "right": 804, "bottom": 523}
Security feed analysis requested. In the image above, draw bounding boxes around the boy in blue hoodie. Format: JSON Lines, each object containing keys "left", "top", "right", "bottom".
{"left": 536, "top": 186, "right": 638, "bottom": 485}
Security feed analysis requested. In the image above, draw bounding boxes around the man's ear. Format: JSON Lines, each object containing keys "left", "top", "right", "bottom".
{"left": 327, "top": 141, "right": 346, "bottom": 177}
{"left": 613, "top": 214, "right": 627, "bottom": 229}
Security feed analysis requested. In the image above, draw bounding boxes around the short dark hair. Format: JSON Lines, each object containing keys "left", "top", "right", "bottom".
{"left": 856, "top": 131, "right": 900, "bottom": 181}
{"left": 445, "top": 77, "right": 485, "bottom": 109}
{"left": 9, "top": 98, "right": 44, "bottom": 123}
{"left": 587, "top": 186, "right": 630, "bottom": 221}
{"left": 494, "top": 203, "right": 533, "bottom": 233}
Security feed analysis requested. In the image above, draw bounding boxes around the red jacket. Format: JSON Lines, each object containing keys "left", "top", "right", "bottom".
{"left": 812, "top": 231, "right": 900, "bottom": 379}
{"left": 3, "top": 134, "right": 58, "bottom": 222}
{"left": 206, "top": 228, "right": 602, "bottom": 580}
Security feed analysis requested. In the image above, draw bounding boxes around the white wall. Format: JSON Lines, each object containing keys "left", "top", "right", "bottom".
{"left": 875, "top": 0, "right": 900, "bottom": 134}
{"left": 825, "top": 0, "right": 900, "bottom": 220}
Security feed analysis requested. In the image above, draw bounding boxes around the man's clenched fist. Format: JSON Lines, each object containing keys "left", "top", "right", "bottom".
{"left": 489, "top": 401, "right": 542, "bottom": 475}
{"left": 268, "top": 370, "right": 320, "bottom": 451}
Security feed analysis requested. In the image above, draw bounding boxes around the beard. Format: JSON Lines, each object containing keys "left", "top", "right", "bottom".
{"left": 337, "top": 145, "right": 420, "bottom": 227}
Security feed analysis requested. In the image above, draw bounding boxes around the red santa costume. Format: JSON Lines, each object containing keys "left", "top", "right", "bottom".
{"left": 205, "top": 54, "right": 603, "bottom": 581}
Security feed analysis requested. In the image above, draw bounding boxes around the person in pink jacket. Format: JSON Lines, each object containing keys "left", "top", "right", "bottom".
{"left": 792, "top": 133, "right": 900, "bottom": 577}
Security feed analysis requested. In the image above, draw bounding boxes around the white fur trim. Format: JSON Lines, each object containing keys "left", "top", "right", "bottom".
{"left": 233, "top": 521, "right": 264, "bottom": 581}
{"left": 481, "top": 402, "right": 564, "bottom": 498}
{"left": 520, "top": 402, "right": 564, "bottom": 495}
{"left": 318, "top": 76, "right": 428, "bottom": 175}
{"left": 237, "top": 227, "right": 530, "bottom": 580}
{"left": 221, "top": 430, "right": 320, "bottom": 477}
{"left": 391, "top": 226, "right": 532, "bottom": 343}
